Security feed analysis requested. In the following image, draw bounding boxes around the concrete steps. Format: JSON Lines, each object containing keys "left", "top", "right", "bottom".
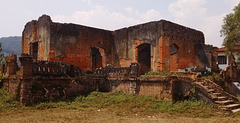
{"left": 217, "top": 96, "right": 227, "bottom": 101}
{"left": 195, "top": 79, "right": 240, "bottom": 113}
{"left": 220, "top": 104, "right": 240, "bottom": 110}
{"left": 215, "top": 100, "right": 234, "bottom": 105}
{"left": 212, "top": 93, "right": 221, "bottom": 96}
{"left": 232, "top": 108, "right": 240, "bottom": 113}
{"left": 207, "top": 89, "right": 215, "bottom": 93}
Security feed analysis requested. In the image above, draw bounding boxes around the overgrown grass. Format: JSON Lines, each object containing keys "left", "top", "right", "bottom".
{"left": 144, "top": 71, "right": 176, "bottom": 76}
{"left": 0, "top": 88, "right": 228, "bottom": 118}
{"left": 34, "top": 91, "right": 218, "bottom": 118}
{"left": 201, "top": 72, "right": 226, "bottom": 89}
{"left": 0, "top": 88, "right": 24, "bottom": 112}
{"left": 201, "top": 72, "right": 223, "bottom": 81}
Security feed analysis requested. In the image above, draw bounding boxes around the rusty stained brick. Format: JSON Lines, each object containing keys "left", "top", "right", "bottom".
{"left": 22, "top": 15, "right": 216, "bottom": 73}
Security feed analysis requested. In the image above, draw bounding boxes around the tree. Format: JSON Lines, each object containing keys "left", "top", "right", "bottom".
{"left": 0, "top": 43, "right": 5, "bottom": 65}
{"left": 220, "top": 3, "right": 240, "bottom": 53}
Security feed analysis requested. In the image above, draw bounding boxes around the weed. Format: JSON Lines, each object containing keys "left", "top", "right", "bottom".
{"left": 0, "top": 90, "right": 222, "bottom": 117}
{"left": 74, "top": 95, "right": 86, "bottom": 102}
{"left": 144, "top": 71, "right": 172, "bottom": 76}
{"left": 0, "top": 88, "right": 23, "bottom": 112}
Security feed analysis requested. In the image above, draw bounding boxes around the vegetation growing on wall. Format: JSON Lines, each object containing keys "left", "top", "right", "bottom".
{"left": 144, "top": 71, "right": 174, "bottom": 76}
{"left": 201, "top": 72, "right": 226, "bottom": 89}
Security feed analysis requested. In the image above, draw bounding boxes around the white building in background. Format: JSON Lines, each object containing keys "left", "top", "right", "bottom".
{"left": 217, "top": 46, "right": 240, "bottom": 70}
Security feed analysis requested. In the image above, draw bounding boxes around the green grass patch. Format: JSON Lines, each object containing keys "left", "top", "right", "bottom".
{"left": 0, "top": 88, "right": 24, "bottom": 112}
{"left": 33, "top": 91, "right": 219, "bottom": 118}
{"left": 0, "top": 89, "right": 231, "bottom": 118}
{"left": 144, "top": 71, "right": 176, "bottom": 77}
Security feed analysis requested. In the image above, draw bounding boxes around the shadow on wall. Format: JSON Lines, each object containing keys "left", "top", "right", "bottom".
{"left": 195, "top": 44, "right": 210, "bottom": 72}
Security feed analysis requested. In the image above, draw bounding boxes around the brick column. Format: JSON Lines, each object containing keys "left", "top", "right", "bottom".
{"left": 6, "top": 54, "right": 18, "bottom": 77}
{"left": 19, "top": 54, "right": 33, "bottom": 105}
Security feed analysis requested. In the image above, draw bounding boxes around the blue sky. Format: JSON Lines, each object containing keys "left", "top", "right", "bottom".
{"left": 0, "top": 0, "right": 239, "bottom": 47}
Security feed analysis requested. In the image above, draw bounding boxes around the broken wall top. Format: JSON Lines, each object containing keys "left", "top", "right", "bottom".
{"left": 23, "top": 14, "right": 204, "bottom": 44}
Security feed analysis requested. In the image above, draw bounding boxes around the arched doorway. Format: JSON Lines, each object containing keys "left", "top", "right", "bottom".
{"left": 91, "top": 47, "right": 102, "bottom": 71}
{"left": 137, "top": 43, "right": 151, "bottom": 74}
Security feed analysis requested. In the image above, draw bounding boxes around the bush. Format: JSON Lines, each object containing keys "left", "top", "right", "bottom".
{"left": 0, "top": 88, "right": 22, "bottom": 112}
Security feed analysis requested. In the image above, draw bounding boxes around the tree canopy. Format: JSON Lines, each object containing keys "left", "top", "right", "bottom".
{"left": 221, "top": 3, "right": 240, "bottom": 52}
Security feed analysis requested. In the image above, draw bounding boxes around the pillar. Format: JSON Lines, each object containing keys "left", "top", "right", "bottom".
{"left": 6, "top": 54, "right": 18, "bottom": 77}
{"left": 19, "top": 54, "right": 33, "bottom": 105}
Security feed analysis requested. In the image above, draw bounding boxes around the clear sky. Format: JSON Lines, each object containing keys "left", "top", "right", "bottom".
{"left": 0, "top": 0, "right": 239, "bottom": 47}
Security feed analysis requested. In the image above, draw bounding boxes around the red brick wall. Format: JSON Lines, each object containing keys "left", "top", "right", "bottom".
{"left": 48, "top": 26, "right": 112, "bottom": 72}
{"left": 28, "top": 76, "right": 109, "bottom": 103}
{"left": 22, "top": 15, "right": 51, "bottom": 61}
{"left": 112, "top": 77, "right": 174, "bottom": 101}
{"left": 3, "top": 76, "right": 20, "bottom": 95}
{"left": 22, "top": 15, "right": 210, "bottom": 73}
{"left": 138, "top": 81, "right": 173, "bottom": 101}
{"left": 160, "top": 35, "right": 200, "bottom": 71}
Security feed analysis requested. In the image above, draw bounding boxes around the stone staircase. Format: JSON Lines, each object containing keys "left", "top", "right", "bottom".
{"left": 195, "top": 78, "right": 240, "bottom": 113}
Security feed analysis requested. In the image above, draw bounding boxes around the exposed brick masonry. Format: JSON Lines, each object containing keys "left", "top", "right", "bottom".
{"left": 22, "top": 15, "right": 216, "bottom": 74}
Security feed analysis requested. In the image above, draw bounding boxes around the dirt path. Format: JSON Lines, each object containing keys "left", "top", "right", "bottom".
{"left": 0, "top": 109, "right": 240, "bottom": 123}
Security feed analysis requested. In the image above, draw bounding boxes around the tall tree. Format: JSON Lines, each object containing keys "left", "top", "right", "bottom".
{"left": 221, "top": 3, "right": 240, "bottom": 53}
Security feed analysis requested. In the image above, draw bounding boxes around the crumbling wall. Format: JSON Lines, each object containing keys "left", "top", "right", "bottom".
{"left": 160, "top": 20, "right": 206, "bottom": 72}
{"left": 16, "top": 55, "right": 111, "bottom": 104}
{"left": 22, "top": 15, "right": 214, "bottom": 73}
{"left": 3, "top": 55, "right": 216, "bottom": 104}
{"left": 138, "top": 77, "right": 173, "bottom": 101}
{"left": 202, "top": 44, "right": 219, "bottom": 72}
{"left": 109, "top": 78, "right": 174, "bottom": 101}
{"left": 27, "top": 76, "right": 109, "bottom": 103}
{"left": 113, "top": 21, "right": 161, "bottom": 69}
{"left": 49, "top": 23, "right": 113, "bottom": 71}
{"left": 110, "top": 75, "right": 213, "bottom": 102}
{"left": 6, "top": 54, "right": 18, "bottom": 77}
{"left": 22, "top": 15, "right": 113, "bottom": 72}
{"left": 3, "top": 76, "right": 20, "bottom": 95}
{"left": 22, "top": 15, "right": 51, "bottom": 61}
{"left": 3, "top": 54, "right": 20, "bottom": 95}
{"left": 113, "top": 20, "right": 208, "bottom": 72}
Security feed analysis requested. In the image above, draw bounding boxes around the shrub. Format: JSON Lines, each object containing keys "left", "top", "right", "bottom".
{"left": 0, "top": 88, "right": 22, "bottom": 112}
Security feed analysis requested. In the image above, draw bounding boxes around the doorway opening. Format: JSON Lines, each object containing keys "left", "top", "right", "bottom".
{"left": 91, "top": 47, "right": 102, "bottom": 71}
{"left": 32, "top": 42, "right": 38, "bottom": 60}
{"left": 137, "top": 43, "right": 151, "bottom": 74}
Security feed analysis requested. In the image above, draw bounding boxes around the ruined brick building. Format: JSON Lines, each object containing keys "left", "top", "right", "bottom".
{"left": 5, "top": 15, "right": 240, "bottom": 112}
{"left": 22, "top": 15, "right": 217, "bottom": 73}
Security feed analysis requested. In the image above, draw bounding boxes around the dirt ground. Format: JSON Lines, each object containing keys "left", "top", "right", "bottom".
{"left": 0, "top": 108, "right": 240, "bottom": 123}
